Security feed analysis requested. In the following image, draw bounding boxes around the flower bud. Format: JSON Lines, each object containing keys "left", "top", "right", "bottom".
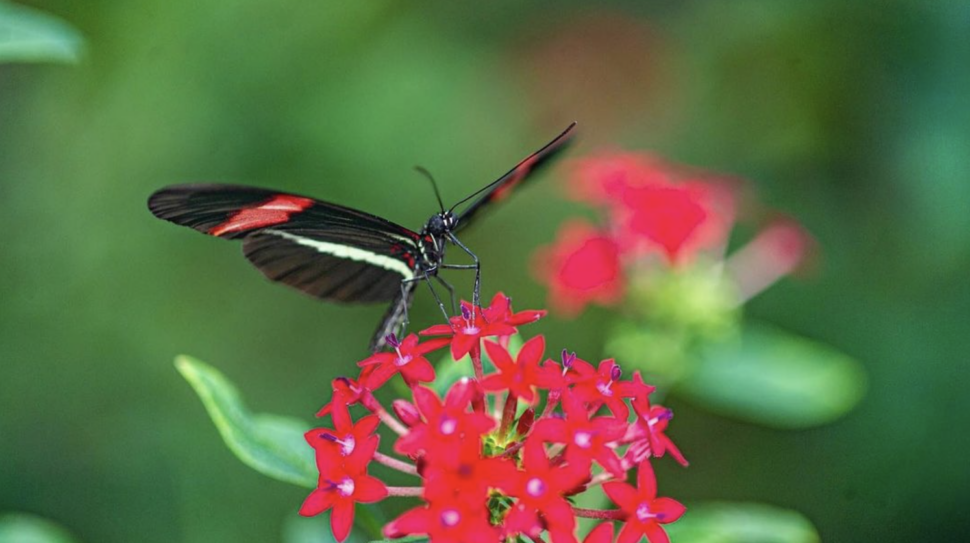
{"left": 392, "top": 399, "right": 421, "bottom": 427}
{"left": 516, "top": 407, "right": 536, "bottom": 436}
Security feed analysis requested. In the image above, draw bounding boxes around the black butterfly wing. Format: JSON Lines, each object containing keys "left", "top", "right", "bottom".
{"left": 455, "top": 122, "right": 577, "bottom": 231}
{"left": 148, "top": 184, "right": 423, "bottom": 304}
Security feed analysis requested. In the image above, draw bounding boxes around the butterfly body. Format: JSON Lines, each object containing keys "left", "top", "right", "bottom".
{"left": 148, "top": 123, "right": 576, "bottom": 352}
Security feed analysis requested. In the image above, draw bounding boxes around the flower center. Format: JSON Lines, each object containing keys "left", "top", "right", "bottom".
{"left": 440, "top": 508, "right": 461, "bottom": 527}
{"left": 338, "top": 435, "right": 356, "bottom": 456}
{"left": 596, "top": 380, "right": 614, "bottom": 397}
{"left": 526, "top": 477, "right": 546, "bottom": 497}
{"left": 395, "top": 353, "right": 413, "bottom": 367}
{"left": 573, "top": 431, "right": 593, "bottom": 449}
{"left": 439, "top": 416, "right": 458, "bottom": 436}
{"left": 336, "top": 476, "right": 355, "bottom": 497}
{"left": 635, "top": 502, "right": 655, "bottom": 522}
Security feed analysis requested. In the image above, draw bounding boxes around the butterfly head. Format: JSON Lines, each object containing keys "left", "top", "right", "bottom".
{"left": 425, "top": 211, "right": 458, "bottom": 236}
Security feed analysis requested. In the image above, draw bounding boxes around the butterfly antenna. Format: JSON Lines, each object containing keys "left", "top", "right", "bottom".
{"left": 449, "top": 121, "right": 577, "bottom": 213}
{"left": 414, "top": 166, "right": 446, "bottom": 214}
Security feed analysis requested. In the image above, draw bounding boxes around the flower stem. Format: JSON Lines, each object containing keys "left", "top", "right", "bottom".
{"left": 470, "top": 343, "right": 485, "bottom": 381}
{"left": 363, "top": 392, "right": 408, "bottom": 436}
{"left": 469, "top": 343, "right": 487, "bottom": 414}
{"left": 386, "top": 486, "right": 424, "bottom": 497}
{"left": 572, "top": 507, "right": 626, "bottom": 520}
{"left": 373, "top": 452, "right": 417, "bottom": 475}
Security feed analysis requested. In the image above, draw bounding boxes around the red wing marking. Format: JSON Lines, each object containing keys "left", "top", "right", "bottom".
{"left": 209, "top": 195, "right": 314, "bottom": 236}
{"left": 492, "top": 153, "right": 541, "bottom": 202}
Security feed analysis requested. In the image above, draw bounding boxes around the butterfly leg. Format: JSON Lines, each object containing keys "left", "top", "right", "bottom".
{"left": 434, "top": 275, "right": 459, "bottom": 315}
{"left": 445, "top": 233, "right": 483, "bottom": 322}
{"left": 397, "top": 277, "right": 422, "bottom": 333}
{"left": 421, "top": 272, "right": 452, "bottom": 323}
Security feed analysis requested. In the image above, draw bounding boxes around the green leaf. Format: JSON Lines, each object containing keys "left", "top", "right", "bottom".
{"left": 0, "top": 2, "right": 84, "bottom": 64}
{"left": 664, "top": 501, "right": 820, "bottom": 543}
{"left": 175, "top": 355, "right": 316, "bottom": 488}
{"left": 0, "top": 513, "right": 78, "bottom": 543}
{"left": 677, "top": 324, "right": 866, "bottom": 428}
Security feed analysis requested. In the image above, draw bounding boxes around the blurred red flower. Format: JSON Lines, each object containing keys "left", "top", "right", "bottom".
{"left": 533, "top": 221, "right": 624, "bottom": 316}
{"left": 567, "top": 152, "right": 670, "bottom": 205}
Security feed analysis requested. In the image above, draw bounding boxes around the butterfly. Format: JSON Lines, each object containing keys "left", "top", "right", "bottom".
{"left": 148, "top": 122, "right": 576, "bottom": 352}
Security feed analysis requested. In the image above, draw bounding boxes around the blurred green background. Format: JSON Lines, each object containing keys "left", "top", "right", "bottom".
{"left": 2, "top": 1, "right": 968, "bottom": 541}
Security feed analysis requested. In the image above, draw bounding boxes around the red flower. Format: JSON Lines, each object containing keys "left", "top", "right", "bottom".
{"left": 616, "top": 179, "right": 734, "bottom": 263}
{"left": 481, "top": 336, "right": 559, "bottom": 404}
{"left": 534, "top": 220, "right": 624, "bottom": 317}
{"left": 305, "top": 405, "right": 381, "bottom": 476}
{"left": 358, "top": 333, "right": 450, "bottom": 389}
{"left": 567, "top": 152, "right": 670, "bottom": 206}
{"left": 532, "top": 392, "right": 627, "bottom": 477}
{"left": 632, "top": 394, "right": 687, "bottom": 467}
{"left": 570, "top": 359, "right": 649, "bottom": 419}
{"left": 394, "top": 381, "right": 495, "bottom": 467}
{"left": 300, "top": 470, "right": 388, "bottom": 542}
{"left": 504, "top": 440, "right": 586, "bottom": 541}
{"left": 421, "top": 292, "right": 545, "bottom": 360}
{"left": 603, "top": 460, "right": 685, "bottom": 543}
{"left": 385, "top": 500, "right": 500, "bottom": 543}
{"left": 315, "top": 375, "right": 371, "bottom": 418}
{"left": 619, "top": 183, "right": 708, "bottom": 262}
{"left": 423, "top": 453, "right": 519, "bottom": 506}
{"left": 583, "top": 522, "right": 616, "bottom": 543}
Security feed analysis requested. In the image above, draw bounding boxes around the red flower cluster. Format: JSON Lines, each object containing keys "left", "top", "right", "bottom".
{"left": 302, "top": 293, "right": 687, "bottom": 543}
{"left": 534, "top": 151, "right": 811, "bottom": 315}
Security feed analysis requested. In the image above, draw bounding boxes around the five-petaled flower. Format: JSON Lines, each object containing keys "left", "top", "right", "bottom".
{"left": 421, "top": 292, "right": 546, "bottom": 360}
{"left": 603, "top": 460, "right": 686, "bottom": 543}
{"left": 481, "top": 336, "right": 560, "bottom": 405}
{"left": 504, "top": 440, "right": 587, "bottom": 542}
{"left": 358, "top": 333, "right": 450, "bottom": 389}
{"left": 300, "top": 468, "right": 389, "bottom": 542}
{"left": 532, "top": 391, "right": 627, "bottom": 477}
{"left": 533, "top": 220, "right": 624, "bottom": 316}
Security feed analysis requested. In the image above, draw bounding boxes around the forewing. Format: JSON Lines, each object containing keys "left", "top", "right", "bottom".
{"left": 148, "top": 184, "right": 421, "bottom": 303}
{"left": 242, "top": 233, "right": 405, "bottom": 303}
{"left": 455, "top": 122, "right": 576, "bottom": 230}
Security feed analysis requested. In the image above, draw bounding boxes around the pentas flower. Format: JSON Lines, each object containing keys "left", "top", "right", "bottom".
{"left": 315, "top": 374, "right": 371, "bottom": 418}
{"left": 504, "top": 440, "right": 587, "bottom": 542}
{"left": 532, "top": 392, "right": 627, "bottom": 477}
{"left": 302, "top": 293, "right": 686, "bottom": 543}
{"left": 536, "top": 148, "right": 808, "bottom": 317}
{"left": 421, "top": 292, "right": 545, "bottom": 361}
{"left": 583, "top": 522, "right": 616, "bottom": 543}
{"left": 359, "top": 333, "right": 450, "bottom": 389}
{"left": 386, "top": 500, "right": 499, "bottom": 543}
{"left": 305, "top": 402, "right": 381, "bottom": 475}
{"left": 394, "top": 381, "right": 495, "bottom": 467}
{"left": 567, "top": 152, "right": 670, "bottom": 205}
{"left": 618, "top": 182, "right": 712, "bottom": 262}
{"left": 632, "top": 392, "right": 688, "bottom": 467}
{"left": 569, "top": 359, "right": 651, "bottom": 419}
{"left": 300, "top": 468, "right": 389, "bottom": 542}
{"left": 533, "top": 220, "right": 624, "bottom": 316}
{"left": 481, "top": 336, "right": 560, "bottom": 405}
{"left": 604, "top": 460, "right": 686, "bottom": 543}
